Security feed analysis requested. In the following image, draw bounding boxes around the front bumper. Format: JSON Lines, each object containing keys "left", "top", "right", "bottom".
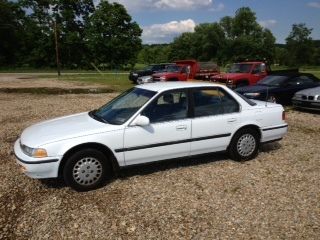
{"left": 292, "top": 99, "right": 320, "bottom": 111}
{"left": 14, "top": 139, "right": 61, "bottom": 179}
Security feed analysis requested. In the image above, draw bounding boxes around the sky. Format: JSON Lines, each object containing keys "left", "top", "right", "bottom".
{"left": 108, "top": 0, "right": 320, "bottom": 44}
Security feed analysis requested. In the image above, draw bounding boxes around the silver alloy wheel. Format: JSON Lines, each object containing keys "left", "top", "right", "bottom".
{"left": 237, "top": 134, "right": 256, "bottom": 157}
{"left": 72, "top": 157, "right": 102, "bottom": 186}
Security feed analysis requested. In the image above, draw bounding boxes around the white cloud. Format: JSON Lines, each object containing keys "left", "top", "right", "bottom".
{"left": 259, "top": 19, "right": 277, "bottom": 28}
{"left": 208, "top": 3, "right": 224, "bottom": 12}
{"left": 111, "top": 0, "right": 223, "bottom": 11}
{"left": 154, "top": 0, "right": 213, "bottom": 10}
{"left": 307, "top": 2, "right": 320, "bottom": 8}
{"left": 142, "top": 19, "right": 196, "bottom": 44}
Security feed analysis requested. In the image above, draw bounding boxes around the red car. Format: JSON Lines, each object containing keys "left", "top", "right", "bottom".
{"left": 211, "top": 62, "right": 270, "bottom": 89}
{"left": 152, "top": 60, "right": 200, "bottom": 82}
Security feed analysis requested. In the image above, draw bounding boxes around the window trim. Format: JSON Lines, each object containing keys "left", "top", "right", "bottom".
{"left": 139, "top": 88, "right": 190, "bottom": 124}
{"left": 189, "top": 87, "right": 241, "bottom": 118}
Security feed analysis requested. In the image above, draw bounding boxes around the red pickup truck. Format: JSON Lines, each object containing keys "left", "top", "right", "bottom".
{"left": 152, "top": 60, "right": 200, "bottom": 82}
{"left": 210, "top": 61, "right": 271, "bottom": 89}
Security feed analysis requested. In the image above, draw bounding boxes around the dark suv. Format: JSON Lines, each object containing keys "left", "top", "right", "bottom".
{"left": 129, "top": 63, "right": 173, "bottom": 83}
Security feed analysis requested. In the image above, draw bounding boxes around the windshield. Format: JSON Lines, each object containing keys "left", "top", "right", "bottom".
{"left": 165, "top": 65, "right": 182, "bottom": 73}
{"left": 144, "top": 65, "right": 154, "bottom": 71}
{"left": 258, "top": 75, "right": 288, "bottom": 86}
{"left": 92, "top": 88, "right": 156, "bottom": 125}
{"left": 228, "top": 64, "right": 252, "bottom": 73}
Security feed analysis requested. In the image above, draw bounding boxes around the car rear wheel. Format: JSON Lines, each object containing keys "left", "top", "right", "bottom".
{"left": 228, "top": 128, "right": 259, "bottom": 161}
{"left": 63, "top": 149, "right": 111, "bottom": 191}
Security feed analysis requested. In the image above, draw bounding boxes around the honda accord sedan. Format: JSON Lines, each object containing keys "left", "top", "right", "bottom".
{"left": 14, "top": 82, "right": 288, "bottom": 191}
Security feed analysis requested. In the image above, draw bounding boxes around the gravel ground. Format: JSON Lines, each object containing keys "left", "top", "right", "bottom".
{"left": 0, "top": 75, "right": 319, "bottom": 239}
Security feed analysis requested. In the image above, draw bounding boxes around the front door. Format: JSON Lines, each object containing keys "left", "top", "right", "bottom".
{"left": 123, "top": 89, "right": 191, "bottom": 165}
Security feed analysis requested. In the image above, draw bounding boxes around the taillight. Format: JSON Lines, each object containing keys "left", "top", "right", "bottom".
{"left": 282, "top": 111, "right": 286, "bottom": 120}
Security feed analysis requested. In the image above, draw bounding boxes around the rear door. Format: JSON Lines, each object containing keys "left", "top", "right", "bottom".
{"left": 190, "top": 87, "right": 241, "bottom": 155}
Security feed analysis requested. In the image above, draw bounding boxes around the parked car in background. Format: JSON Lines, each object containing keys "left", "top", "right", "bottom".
{"left": 211, "top": 61, "right": 271, "bottom": 88}
{"left": 292, "top": 86, "right": 320, "bottom": 111}
{"left": 137, "top": 75, "right": 153, "bottom": 85}
{"left": 194, "top": 62, "right": 220, "bottom": 80}
{"left": 236, "top": 73, "right": 320, "bottom": 104}
{"left": 152, "top": 60, "right": 200, "bottom": 82}
{"left": 129, "top": 63, "right": 173, "bottom": 83}
{"left": 14, "top": 82, "right": 287, "bottom": 191}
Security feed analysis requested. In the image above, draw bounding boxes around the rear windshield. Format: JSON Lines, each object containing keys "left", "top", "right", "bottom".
{"left": 234, "top": 91, "right": 257, "bottom": 106}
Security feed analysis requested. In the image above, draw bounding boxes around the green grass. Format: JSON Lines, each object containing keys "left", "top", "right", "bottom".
{"left": 301, "top": 70, "right": 320, "bottom": 79}
{"left": 52, "top": 73, "right": 133, "bottom": 91}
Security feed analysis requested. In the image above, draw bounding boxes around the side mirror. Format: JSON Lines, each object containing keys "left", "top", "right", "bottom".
{"left": 132, "top": 115, "right": 150, "bottom": 126}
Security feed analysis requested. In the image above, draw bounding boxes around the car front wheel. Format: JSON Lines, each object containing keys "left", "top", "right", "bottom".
{"left": 63, "top": 149, "right": 111, "bottom": 191}
{"left": 228, "top": 128, "right": 259, "bottom": 161}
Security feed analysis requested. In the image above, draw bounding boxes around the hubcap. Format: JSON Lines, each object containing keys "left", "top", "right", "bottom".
{"left": 72, "top": 157, "right": 102, "bottom": 186}
{"left": 237, "top": 134, "right": 256, "bottom": 157}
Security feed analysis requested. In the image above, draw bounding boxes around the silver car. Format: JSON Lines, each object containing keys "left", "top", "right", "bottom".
{"left": 292, "top": 86, "right": 320, "bottom": 111}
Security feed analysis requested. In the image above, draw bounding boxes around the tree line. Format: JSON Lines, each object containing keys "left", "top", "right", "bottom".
{"left": 0, "top": 1, "right": 319, "bottom": 69}
{"left": 0, "top": 0, "right": 142, "bottom": 69}
{"left": 138, "top": 8, "right": 319, "bottom": 67}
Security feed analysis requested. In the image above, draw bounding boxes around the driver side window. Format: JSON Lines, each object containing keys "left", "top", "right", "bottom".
{"left": 141, "top": 90, "right": 188, "bottom": 123}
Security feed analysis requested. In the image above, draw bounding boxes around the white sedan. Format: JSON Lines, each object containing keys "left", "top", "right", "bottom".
{"left": 14, "top": 82, "right": 288, "bottom": 191}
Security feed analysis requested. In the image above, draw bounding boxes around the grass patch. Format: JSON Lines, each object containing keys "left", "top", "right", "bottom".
{"left": 40, "top": 73, "right": 134, "bottom": 91}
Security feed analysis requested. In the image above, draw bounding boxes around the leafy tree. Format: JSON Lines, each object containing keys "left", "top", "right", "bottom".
{"left": 191, "top": 23, "right": 225, "bottom": 61}
{"left": 169, "top": 32, "right": 196, "bottom": 60}
{"left": 85, "top": 1, "right": 142, "bottom": 68}
{"left": 274, "top": 46, "right": 289, "bottom": 65}
{"left": 286, "top": 23, "right": 314, "bottom": 66}
{"left": 218, "top": 7, "right": 275, "bottom": 63}
{"left": 0, "top": 0, "right": 25, "bottom": 65}
{"left": 51, "top": 0, "right": 95, "bottom": 67}
{"left": 137, "top": 44, "right": 171, "bottom": 64}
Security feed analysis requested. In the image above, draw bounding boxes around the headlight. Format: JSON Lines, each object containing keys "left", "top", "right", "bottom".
{"left": 21, "top": 143, "right": 48, "bottom": 158}
{"left": 315, "top": 95, "right": 319, "bottom": 101}
{"left": 132, "top": 73, "right": 138, "bottom": 76}
{"left": 244, "top": 92, "right": 261, "bottom": 97}
{"left": 159, "top": 76, "right": 166, "bottom": 81}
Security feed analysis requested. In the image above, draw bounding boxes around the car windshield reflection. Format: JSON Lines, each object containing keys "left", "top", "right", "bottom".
{"left": 92, "top": 88, "right": 156, "bottom": 125}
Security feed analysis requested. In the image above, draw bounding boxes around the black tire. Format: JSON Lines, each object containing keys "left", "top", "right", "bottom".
{"left": 228, "top": 128, "right": 260, "bottom": 161}
{"left": 63, "top": 148, "right": 112, "bottom": 191}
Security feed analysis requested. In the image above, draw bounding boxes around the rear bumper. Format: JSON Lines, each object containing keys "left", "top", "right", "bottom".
{"left": 14, "top": 139, "right": 61, "bottom": 179}
{"left": 261, "top": 124, "right": 288, "bottom": 143}
{"left": 292, "top": 100, "right": 320, "bottom": 111}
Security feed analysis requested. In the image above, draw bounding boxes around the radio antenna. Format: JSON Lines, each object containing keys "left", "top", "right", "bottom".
{"left": 265, "top": 86, "right": 269, "bottom": 107}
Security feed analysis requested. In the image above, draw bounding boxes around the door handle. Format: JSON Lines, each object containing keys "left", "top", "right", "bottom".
{"left": 176, "top": 125, "right": 187, "bottom": 131}
{"left": 227, "top": 118, "right": 237, "bottom": 123}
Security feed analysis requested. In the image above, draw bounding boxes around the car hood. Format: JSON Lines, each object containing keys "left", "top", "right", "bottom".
{"left": 236, "top": 84, "right": 277, "bottom": 93}
{"left": 295, "top": 86, "right": 320, "bottom": 95}
{"left": 153, "top": 72, "right": 178, "bottom": 77}
{"left": 20, "top": 112, "right": 121, "bottom": 147}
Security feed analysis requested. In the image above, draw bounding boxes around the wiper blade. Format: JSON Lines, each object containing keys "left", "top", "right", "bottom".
{"left": 89, "top": 110, "right": 109, "bottom": 124}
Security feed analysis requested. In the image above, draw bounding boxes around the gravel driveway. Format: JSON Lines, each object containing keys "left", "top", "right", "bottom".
{"left": 0, "top": 75, "right": 319, "bottom": 239}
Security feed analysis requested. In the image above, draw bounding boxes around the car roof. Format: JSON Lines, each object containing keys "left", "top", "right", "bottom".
{"left": 268, "top": 72, "right": 315, "bottom": 78}
{"left": 149, "top": 63, "right": 174, "bottom": 66}
{"left": 135, "top": 81, "right": 224, "bottom": 92}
